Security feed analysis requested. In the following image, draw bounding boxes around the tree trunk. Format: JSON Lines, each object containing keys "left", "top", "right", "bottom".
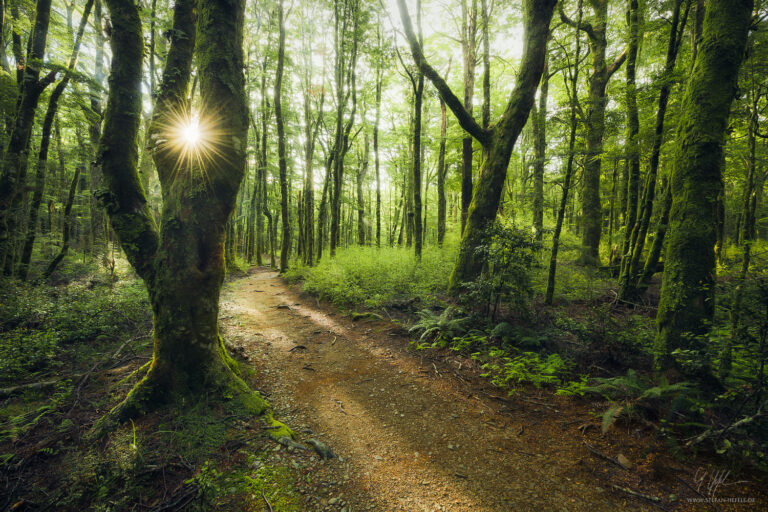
{"left": 618, "top": 0, "right": 641, "bottom": 289}
{"left": 619, "top": 0, "right": 687, "bottom": 301}
{"left": 460, "top": 0, "right": 477, "bottom": 234}
{"left": 437, "top": 96, "right": 448, "bottom": 246}
{"left": 44, "top": 166, "right": 80, "bottom": 278}
{"left": 531, "top": 55, "right": 548, "bottom": 242}
{"left": 275, "top": 0, "right": 289, "bottom": 272}
{"left": 560, "top": 1, "right": 627, "bottom": 266}
{"left": 90, "top": 0, "right": 281, "bottom": 438}
{"left": 399, "top": 0, "right": 557, "bottom": 287}
{"left": 546, "top": 0, "right": 583, "bottom": 305}
{"left": 654, "top": 0, "right": 753, "bottom": 375}
{"left": 357, "top": 132, "right": 369, "bottom": 245}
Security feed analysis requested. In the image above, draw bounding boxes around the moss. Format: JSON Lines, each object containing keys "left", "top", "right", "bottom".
{"left": 654, "top": 0, "right": 753, "bottom": 373}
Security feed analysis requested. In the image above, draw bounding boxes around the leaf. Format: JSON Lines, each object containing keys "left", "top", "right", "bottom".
{"left": 602, "top": 405, "right": 624, "bottom": 433}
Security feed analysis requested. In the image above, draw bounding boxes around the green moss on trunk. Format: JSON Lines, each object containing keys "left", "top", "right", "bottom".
{"left": 654, "top": 0, "right": 753, "bottom": 374}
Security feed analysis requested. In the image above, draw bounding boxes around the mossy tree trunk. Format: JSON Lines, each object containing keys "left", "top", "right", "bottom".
{"left": 618, "top": 0, "right": 641, "bottom": 288}
{"left": 654, "top": 0, "right": 753, "bottom": 375}
{"left": 92, "top": 0, "right": 274, "bottom": 436}
{"left": 398, "top": 0, "right": 556, "bottom": 288}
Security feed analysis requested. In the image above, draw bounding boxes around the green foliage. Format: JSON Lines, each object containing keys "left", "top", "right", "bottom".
{"left": 409, "top": 306, "right": 469, "bottom": 343}
{"left": 476, "top": 349, "right": 573, "bottom": 391}
{"left": 0, "top": 278, "right": 151, "bottom": 384}
{"left": 461, "top": 222, "right": 540, "bottom": 320}
{"left": 562, "top": 370, "right": 695, "bottom": 433}
{"left": 284, "top": 243, "right": 457, "bottom": 309}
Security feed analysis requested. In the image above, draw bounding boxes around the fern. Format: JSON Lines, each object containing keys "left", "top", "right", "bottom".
{"left": 408, "top": 307, "right": 469, "bottom": 343}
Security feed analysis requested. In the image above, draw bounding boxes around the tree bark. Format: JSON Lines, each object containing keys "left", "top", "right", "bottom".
{"left": 91, "top": 0, "right": 277, "bottom": 437}
{"left": 654, "top": 0, "right": 753, "bottom": 375}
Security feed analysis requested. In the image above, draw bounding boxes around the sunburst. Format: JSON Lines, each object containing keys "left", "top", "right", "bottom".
{"left": 153, "top": 103, "right": 226, "bottom": 185}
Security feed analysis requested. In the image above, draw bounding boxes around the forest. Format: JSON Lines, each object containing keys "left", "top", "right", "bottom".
{"left": 1, "top": 0, "right": 767, "bottom": 510}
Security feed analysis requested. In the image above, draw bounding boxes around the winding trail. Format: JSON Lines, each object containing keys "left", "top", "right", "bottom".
{"left": 220, "top": 267, "right": 649, "bottom": 511}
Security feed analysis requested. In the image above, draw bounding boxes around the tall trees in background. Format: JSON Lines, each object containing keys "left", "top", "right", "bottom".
{"left": 0, "top": 0, "right": 54, "bottom": 274}
{"left": 559, "top": 0, "right": 627, "bottom": 266}
{"left": 329, "top": 0, "right": 360, "bottom": 257}
{"left": 654, "top": 0, "right": 753, "bottom": 376}
{"left": 275, "top": 0, "right": 289, "bottom": 272}
{"left": 399, "top": 0, "right": 557, "bottom": 287}
{"left": 546, "top": 0, "right": 584, "bottom": 306}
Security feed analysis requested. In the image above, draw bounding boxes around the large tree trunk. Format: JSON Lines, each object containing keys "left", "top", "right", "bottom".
{"left": 91, "top": 0, "right": 283, "bottom": 438}
{"left": 654, "top": 0, "right": 753, "bottom": 375}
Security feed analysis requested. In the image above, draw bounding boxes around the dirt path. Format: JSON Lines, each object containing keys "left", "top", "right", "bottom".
{"left": 220, "top": 268, "right": 650, "bottom": 511}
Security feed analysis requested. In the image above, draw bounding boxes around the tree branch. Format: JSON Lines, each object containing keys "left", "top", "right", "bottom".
{"left": 606, "top": 48, "right": 628, "bottom": 78}
{"left": 559, "top": 4, "right": 595, "bottom": 40}
{"left": 396, "top": 0, "right": 490, "bottom": 145}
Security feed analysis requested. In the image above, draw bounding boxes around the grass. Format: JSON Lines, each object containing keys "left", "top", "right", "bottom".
{"left": 284, "top": 239, "right": 460, "bottom": 310}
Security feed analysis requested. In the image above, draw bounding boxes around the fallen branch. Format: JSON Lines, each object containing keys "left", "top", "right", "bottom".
{"left": 582, "top": 440, "right": 627, "bottom": 470}
{"left": 610, "top": 484, "right": 667, "bottom": 510}
{"left": 685, "top": 402, "right": 766, "bottom": 448}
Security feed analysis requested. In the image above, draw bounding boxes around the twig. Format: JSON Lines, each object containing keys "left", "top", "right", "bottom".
{"left": 262, "top": 491, "right": 274, "bottom": 512}
{"left": 582, "top": 440, "right": 627, "bottom": 470}
{"left": 610, "top": 484, "right": 667, "bottom": 510}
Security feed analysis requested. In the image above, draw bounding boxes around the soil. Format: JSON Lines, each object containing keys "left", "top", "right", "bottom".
{"left": 219, "top": 267, "right": 760, "bottom": 512}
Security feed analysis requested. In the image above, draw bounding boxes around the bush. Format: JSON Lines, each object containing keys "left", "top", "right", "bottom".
{"left": 459, "top": 221, "right": 540, "bottom": 320}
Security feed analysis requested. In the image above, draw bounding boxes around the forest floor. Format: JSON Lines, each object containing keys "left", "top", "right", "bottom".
{"left": 3, "top": 265, "right": 765, "bottom": 511}
{"left": 218, "top": 266, "right": 765, "bottom": 512}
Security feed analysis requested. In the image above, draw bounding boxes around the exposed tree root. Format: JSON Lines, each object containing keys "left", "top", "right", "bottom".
{"left": 86, "top": 355, "right": 294, "bottom": 444}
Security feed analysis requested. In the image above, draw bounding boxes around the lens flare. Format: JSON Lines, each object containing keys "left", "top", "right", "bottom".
{"left": 154, "top": 105, "right": 225, "bottom": 183}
